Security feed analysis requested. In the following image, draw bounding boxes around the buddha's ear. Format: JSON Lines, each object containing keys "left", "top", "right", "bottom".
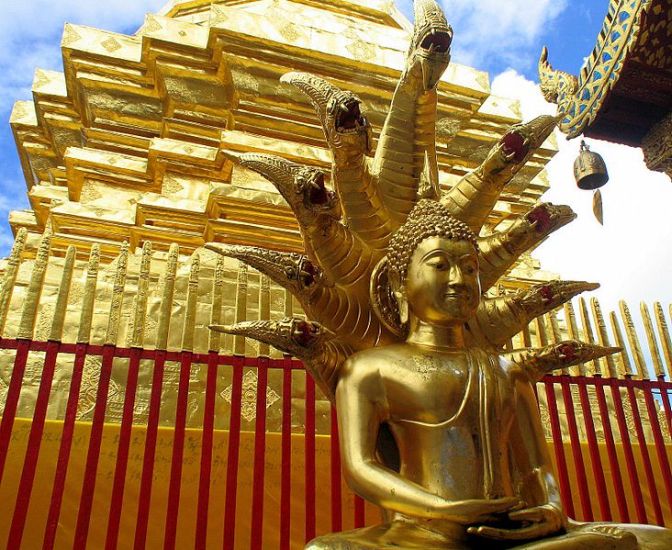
{"left": 395, "top": 290, "right": 409, "bottom": 326}
{"left": 370, "top": 257, "right": 405, "bottom": 337}
{"left": 387, "top": 267, "right": 409, "bottom": 326}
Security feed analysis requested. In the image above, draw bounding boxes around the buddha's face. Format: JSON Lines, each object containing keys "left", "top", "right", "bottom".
{"left": 401, "top": 236, "right": 480, "bottom": 325}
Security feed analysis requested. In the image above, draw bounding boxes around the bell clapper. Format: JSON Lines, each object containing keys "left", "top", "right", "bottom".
{"left": 574, "top": 139, "right": 609, "bottom": 225}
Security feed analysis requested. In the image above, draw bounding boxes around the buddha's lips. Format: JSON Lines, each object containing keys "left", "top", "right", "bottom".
{"left": 443, "top": 291, "right": 468, "bottom": 300}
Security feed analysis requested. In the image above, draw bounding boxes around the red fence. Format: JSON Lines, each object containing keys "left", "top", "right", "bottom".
{"left": 0, "top": 338, "right": 671, "bottom": 549}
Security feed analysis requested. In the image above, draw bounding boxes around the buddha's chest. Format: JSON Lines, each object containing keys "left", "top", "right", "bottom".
{"left": 383, "top": 352, "right": 512, "bottom": 425}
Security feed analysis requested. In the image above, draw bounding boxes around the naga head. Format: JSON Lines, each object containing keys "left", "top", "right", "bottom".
{"left": 388, "top": 200, "right": 480, "bottom": 326}
{"left": 210, "top": 318, "right": 329, "bottom": 360}
{"left": 525, "top": 203, "right": 576, "bottom": 235}
{"left": 294, "top": 167, "right": 341, "bottom": 218}
{"left": 234, "top": 153, "right": 342, "bottom": 222}
{"left": 326, "top": 89, "right": 372, "bottom": 154}
{"left": 410, "top": 0, "right": 453, "bottom": 91}
{"left": 281, "top": 72, "right": 372, "bottom": 155}
{"left": 479, "top": 115, "right": 560, "bottom": 180}
{"left": 204, "top": 243, "right": 324, "bottom": 301}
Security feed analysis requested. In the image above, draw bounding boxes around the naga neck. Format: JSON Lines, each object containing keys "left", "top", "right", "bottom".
{"left": 406, "top": 316, "right": 466, "bottom": 351}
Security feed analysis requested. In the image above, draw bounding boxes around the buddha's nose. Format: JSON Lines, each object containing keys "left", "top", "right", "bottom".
{"left": 448, "top": 264, "right": 466, "bottom": 285}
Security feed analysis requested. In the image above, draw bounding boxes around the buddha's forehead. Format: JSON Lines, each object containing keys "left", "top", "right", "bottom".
{"left": 411, "top": 236, "right": 477, "bottom": 260}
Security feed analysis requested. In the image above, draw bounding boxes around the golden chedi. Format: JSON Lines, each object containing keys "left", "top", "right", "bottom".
{"left": 208, "top": 0, "right": 672, "bottom": 547}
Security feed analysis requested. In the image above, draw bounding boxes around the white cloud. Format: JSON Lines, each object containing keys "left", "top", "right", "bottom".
{"left": 439, "top": 0, "right": 567, "bottom": 69}
{"left": 0, "top": 1, "right": 165, "bottom": 103}
{"left": 491, "top": 70, "right": 672, "bottom": 316}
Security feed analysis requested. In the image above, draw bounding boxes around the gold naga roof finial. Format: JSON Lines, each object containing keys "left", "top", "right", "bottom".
{"left": 538, "top": 46, "right": 579, "bottom": 105}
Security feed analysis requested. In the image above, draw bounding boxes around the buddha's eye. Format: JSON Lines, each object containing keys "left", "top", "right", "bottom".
{"left": 426, "top": 258, "right": 448, "bottom": 270}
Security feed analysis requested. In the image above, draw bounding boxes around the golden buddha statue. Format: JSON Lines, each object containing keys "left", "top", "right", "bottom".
{"left": 207, "top": 1, "right": 672, "bottom": 547}
{"left": 301, "top": 200, "right": 672, "bottom": 549}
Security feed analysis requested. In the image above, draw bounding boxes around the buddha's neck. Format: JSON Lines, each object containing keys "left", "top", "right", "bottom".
{"left": 406, "top": 317, "right": 466, "bottom": 351}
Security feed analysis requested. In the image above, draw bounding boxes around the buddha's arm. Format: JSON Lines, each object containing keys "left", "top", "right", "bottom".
{"left": 468, "top": 378, "right": 565, "bottom": 541}
{"left": 510, "top": 379, "right": 563, "bottom": 512}
{"left": 335, "top": 358, "right": 520, "bottom": 522}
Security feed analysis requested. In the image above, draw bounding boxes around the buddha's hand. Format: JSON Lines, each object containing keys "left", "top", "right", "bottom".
{"left": 437, "top": 497, "right": 523, "bottom": 525}
{"left": 467, "top": 503, "right": 565, "bottom": 541}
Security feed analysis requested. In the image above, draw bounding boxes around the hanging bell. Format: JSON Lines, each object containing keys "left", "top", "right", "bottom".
{"left": 574, "top": 140, "right": 609, "bottom": 190}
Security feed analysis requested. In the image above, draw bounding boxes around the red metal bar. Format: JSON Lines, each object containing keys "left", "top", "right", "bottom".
{"left": 642, "top": 380, "right": 672, "bottom": 513}
{"left": 558, "top": 377, "right": 593, "bottom": 520}
{"left": 195, "top": 351, "right": 219, "bottom": 550}
{"left": 543, "top": 379, "right": 575, "bottom": 518}
{"left": 330, "top": 407, "right": 343, "bottom": 533}
{"left": 163, "top": 351, "right": 194, "bottom": 550}
{"left": 106, "top": 347, "right": 142, "bottom": 550}
{"left": 0, "top": 338, "right": 310, "bottom": 371}
{"left": 279, "top": 357, "right": 293, "bottom": 550}
{"left": 250, "top": 357, "right": 269, "bottom": 550}
{"left": 609, "top": 378, "right": 648, "bottom": 523}
{"left": 133, "top": 350, "right": 167, "bottom": 550}
{"left": 0, "top": 339, "right": 31, "bottom": 483}
{"left": 73, "top": 344, "right": 116, "bottom": 548}
{"left": 575, "top": 380, "right": 611, "bottom": 520}
{"left": 592, "top": 381, "right": 630, "bottom": 522}
{"left": 7, "top": 341, "right": 60, "bottom": 547}
{"left": 655, "top": 380, "right": 672, "bottom": 442}
{"left": 354, "top": 495, "right": 366, "bottom": 528}
{"left": 623, "top": 380, "right": 663, "bottom": 525}
{"left": 222, "top": 358, "right": 244, "bottom": 550}
{"left": 305, "top": 374, "right": 316, "bottom": 543}
{"left": 43, "top": 343, "right": 88, "bottom": 549}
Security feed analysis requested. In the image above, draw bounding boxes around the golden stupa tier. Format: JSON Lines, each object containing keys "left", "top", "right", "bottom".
{"left": 9, "top": 0, "right": 556, "bottom": 277}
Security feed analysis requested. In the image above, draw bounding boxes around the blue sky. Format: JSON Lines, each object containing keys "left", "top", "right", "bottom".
{"left": 0, "top": 0, "right": 670, "bottom": 315}
{"left": 395, "top": 0, "right": 608, "bottom": 80}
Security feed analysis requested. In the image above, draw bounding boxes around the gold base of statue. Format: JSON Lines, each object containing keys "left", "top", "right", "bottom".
{"left": 307, "top": 521, "right": 672, "bottom": 549}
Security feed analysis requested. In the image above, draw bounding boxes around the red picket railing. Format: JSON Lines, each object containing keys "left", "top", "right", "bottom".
{"left": 1, "top": 338, "right": 672, "bottom": 549}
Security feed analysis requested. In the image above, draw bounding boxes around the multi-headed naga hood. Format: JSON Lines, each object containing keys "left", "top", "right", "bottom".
{"left": 208, "top": 0, "right": 617, "bottom": 402}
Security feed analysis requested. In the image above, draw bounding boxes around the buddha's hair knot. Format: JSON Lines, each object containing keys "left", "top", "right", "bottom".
{"left": 388, "top": 199, "right": 478, "bottom": 282}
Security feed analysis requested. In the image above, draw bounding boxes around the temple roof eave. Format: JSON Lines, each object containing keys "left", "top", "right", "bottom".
{"left": 540, "top": 0, "right": 671, "bottom": 144}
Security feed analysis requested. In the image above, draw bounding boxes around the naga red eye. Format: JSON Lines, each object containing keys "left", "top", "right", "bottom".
{"left": 527, "top": 205, "right": 552, "bottom": 233}
{"left": 295, "top": 321, "right": 318, "bottom": 346}
{"left": 558, "top": 343, "right": 577, "bottom": 362}
{"left": 501, "top": 131, "right": 529, "bottom": 163}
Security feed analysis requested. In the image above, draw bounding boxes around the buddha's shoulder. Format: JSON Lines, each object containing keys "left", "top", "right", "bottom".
{"left": 348, "top": 343, "right": 409, "bottom": 363}
{"left": 339, "top": 344, "right": 408, "bottom": 378}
